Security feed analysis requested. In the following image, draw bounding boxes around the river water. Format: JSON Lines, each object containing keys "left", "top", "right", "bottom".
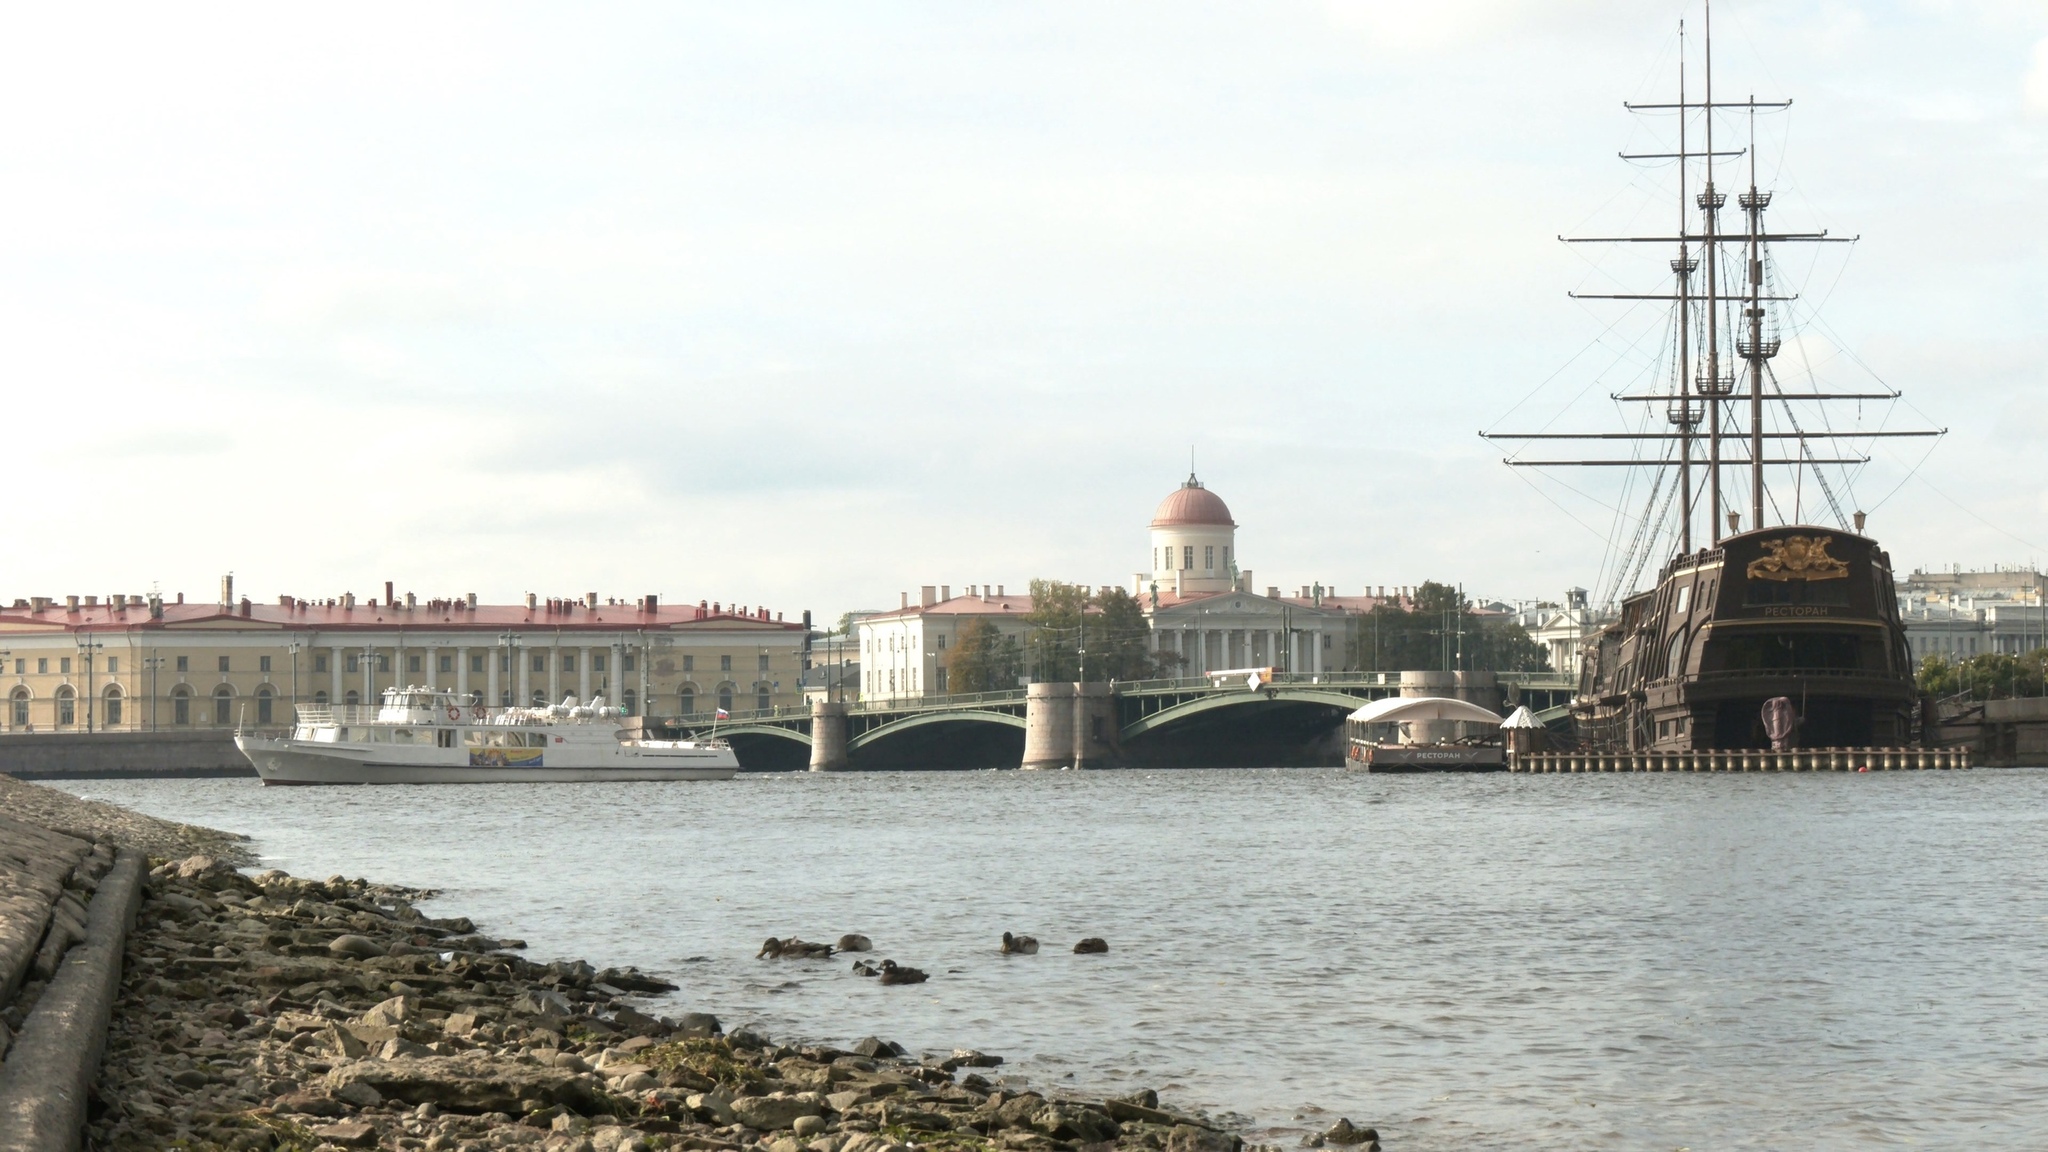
{"left": 49, "top": 769, "right": 2048, "bottom": 1150}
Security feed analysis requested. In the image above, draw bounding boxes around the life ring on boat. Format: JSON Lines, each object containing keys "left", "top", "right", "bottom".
{"left": 446, "top": 705, "right": 461, "bottom": 722}
{"left": 470, "top": 705, "right": 487, "bottom": 721}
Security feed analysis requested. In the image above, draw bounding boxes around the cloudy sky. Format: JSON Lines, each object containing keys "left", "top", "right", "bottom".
{"left": 2, "top": 1, "right": 2042, "bottom": 620}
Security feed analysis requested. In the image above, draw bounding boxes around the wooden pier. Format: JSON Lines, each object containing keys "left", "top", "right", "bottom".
{"left": 1511, "top": 747, "right": 1970, "bottom": 773}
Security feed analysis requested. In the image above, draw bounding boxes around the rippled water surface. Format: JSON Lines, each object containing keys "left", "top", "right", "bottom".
{"left": 51, "top": 769, "right": 2048, "bottom": 1149}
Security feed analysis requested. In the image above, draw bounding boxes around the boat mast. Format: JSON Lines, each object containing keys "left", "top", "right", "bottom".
{"left": 1674, "top": 20, "right": 1695, "bottom": 554}
{"left": 1701, "top": 0, "right": 1727, "bottom": 542}
{"left": 1741, "top": 105, "right": 1776, "bottom": 531}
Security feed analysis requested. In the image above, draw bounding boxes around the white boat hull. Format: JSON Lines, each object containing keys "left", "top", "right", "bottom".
{"left": 235, "top": 735, "right": 740, "bottom": 786}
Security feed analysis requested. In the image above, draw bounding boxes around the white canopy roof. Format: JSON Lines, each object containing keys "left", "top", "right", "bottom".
{"left": 1500, "top": 705, "right": 1545, "bottom": 729}
{"left": 1345, "top": 696, "right": 1505, "bottom": 726}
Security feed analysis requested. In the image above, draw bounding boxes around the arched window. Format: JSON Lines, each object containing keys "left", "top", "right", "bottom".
{"left": 171, "top": 685, "right": 192, "bottom": 726}
{"left": 755, "top": 683, "right": 771, "bottom": 712}
{"left": 679, "top": 684, "right": 697, "bottom": 715}
{"left": 344, "top": 689, "right": 359, "bottom": 706}
{"left": 10, "top": 688, "right": 29, "bottom": 728}
{"left": 213, "top": 685, "right": 234, "bottom": 726}
{"left": 313, "top": 690, "right": 329, "bottom": 705}
{"left": 1666, "top": 630, "right": 1689, "bottom": 680}
{"left": 256, "top": 686, "right": 274, "bottom": 725}
{"left": 56, "top": 686, "right": 76, "bottom": 727}
{"left": 622, "top": 688, "right": 637, "bottom": 715}
{"left": 717, "top": 683, "right": 735, "bottom": 714}
{"left": 103, "top": 687, "right": 123, "bottom": 728}
{"left": 531, "top": 690, "right": 547, "bottom": 706}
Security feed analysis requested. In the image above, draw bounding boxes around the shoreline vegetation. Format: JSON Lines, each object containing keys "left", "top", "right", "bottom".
{"left": 1, "top": 776, "right": 1384, "bottom": 1152}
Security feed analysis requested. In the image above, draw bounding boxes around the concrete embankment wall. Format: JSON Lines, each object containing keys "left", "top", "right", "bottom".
{"left": 0, "top": 810, "right": 146, "bottom": 1152}
{"left": 0, "top": 732, "right": 251, "bottom": 780}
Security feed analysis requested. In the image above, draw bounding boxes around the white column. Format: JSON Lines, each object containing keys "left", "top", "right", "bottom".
{"left": 547, "top": 645, "right": 561, "bottom": 702}
{"left": 424, "top": 646, "right": 437, "bottom": 689}
{"left": 485, "top": 647, "right": 500, "bottom": 707}
{"left": 394, "top": 641, "right": 405, "bottom": 689}
{"left": 577, "top": 647, "right": 591, "bottom": 701}
{"left": 516, "top": 643, "right": 530, "bottom": 705}
{"left": 455, "top": 647, "right": 469, "bottom": 700}
{"left": 329, "top": 647, "right": 343, "bottom": 702}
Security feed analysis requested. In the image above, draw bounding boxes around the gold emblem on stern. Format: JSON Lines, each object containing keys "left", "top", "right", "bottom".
{"left": 1746, "top": 535, "right": 1850, "bottom": 582}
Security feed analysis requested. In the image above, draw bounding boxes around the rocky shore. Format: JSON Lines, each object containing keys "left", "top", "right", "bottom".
{"left": 0, "top": 777, "right": 1385, "bottom": 1152}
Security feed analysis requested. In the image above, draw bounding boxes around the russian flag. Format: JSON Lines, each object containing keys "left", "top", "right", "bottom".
{"left": 715, "top": 707, "right": 730, "bottom": 719}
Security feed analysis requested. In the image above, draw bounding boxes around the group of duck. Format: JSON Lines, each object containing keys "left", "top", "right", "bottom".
{"left": 756, "top": 930, "right": 1110, "bottom": 986}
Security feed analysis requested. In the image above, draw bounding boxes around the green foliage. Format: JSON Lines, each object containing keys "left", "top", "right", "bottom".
{"left": 634, "top": 1037, "right": 764, "bottom": 1088}
{"left": 1024, "top": 580, "right": 1170, "bottom": 682}
{"left": 1348, "top": 580, "right": 1550, "bottom": 672}
{"left": 1918, "top": 650, "right": 2048, "bottom": 700}
{"left": 945, "top": 619, "right": 1024, "bottom": 694}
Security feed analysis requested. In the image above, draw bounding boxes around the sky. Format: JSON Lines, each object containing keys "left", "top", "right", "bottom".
{"left": 0, "top": 1, "right": 2042, "bottom": 622}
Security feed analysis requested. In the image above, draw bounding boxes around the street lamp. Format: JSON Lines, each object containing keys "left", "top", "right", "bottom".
{"left": 288, "top": 640, "right": 302, "bottom": 723}
{"left": 144, "top": 652, "right": 166, "bottom": 731}
{"left": 497, "top": 632, "right": 523, "bottom": 709}
{"left": 77, "top": 631, "right": 102, "bottom": 733}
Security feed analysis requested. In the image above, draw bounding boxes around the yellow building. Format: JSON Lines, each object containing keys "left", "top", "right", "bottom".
{"left": 0, "top": 580, "right": 811, "bottom": 732}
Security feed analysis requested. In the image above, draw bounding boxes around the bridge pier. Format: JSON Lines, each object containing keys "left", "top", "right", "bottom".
{"left": 808, "top": 700, "right": 849, "bottom": 772}
{"left": 1022, "top": 683, "right": 1124, "bottom": 769}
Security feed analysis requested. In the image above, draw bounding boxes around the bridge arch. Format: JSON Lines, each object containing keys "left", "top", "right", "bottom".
{"left": 1121, "top": 688, "right": 1376, "bottom": 740}
{"left": 850, "top": 709, "right": 1024, "bottom": 750}
{"left": 849, "top": 709, "right": 1025, "bottom": 770}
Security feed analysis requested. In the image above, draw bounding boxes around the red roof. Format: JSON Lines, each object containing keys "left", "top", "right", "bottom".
{"left": 1150, "top": 475, "right": 1234, "bottom": 528}
{"left": 0, "top": 597, "right": 805, "bottom": 634}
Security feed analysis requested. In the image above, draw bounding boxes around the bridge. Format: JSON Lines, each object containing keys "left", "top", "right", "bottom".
{"left": 655, "top": 671, "right": 1577, "bottom": 770}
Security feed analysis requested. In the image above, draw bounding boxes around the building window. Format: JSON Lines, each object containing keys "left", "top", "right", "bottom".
{"left": 11, "top": 659, "right": 20, "bottom": 674}
{"left": 104, "top": 689, "right": 122, "bottom": 727}
{"left": 532, "top": 654, "right": 546, "bottom": 673}
{"left": 1323, "top": 634, "right": 1332, "bottom": 650}
{"left": 438, "top": 655, "right": 452, "bottom": 673}
{"left": 36, "top": 658, "right": 48, "bottom": 674}
{"left": 408, "top": 655, "right": 422, "bottom": 673}
{"left": 717, "top": 685, "right": 734, "bottom": 713}
{"left": 56, "top": 687, "right": 75, "bottom": 727}
{"left": 622, "top": 654, "right": 636, "bottom": 673}
{"left": 680, "top": 686, "right": 696, "bottom": 715}
{"left": 936, "top": 635, "right": 946, "bottom": 650}
{"left": 470, "top": 655, "right": 485, "bottom": 673}
{"left": 259, "top": 655, "right": 272, "bottom": 672}
{"left": 720, "top": 655, "right": 733, "bottom": 672}
{"left": 346, "top": 655, "right": 359, "bottom": 673}
{"left": 593, "top": 654, "right": 607, "bottom": 673}
{"left": 10, "top": 689, "right": 27, "bottom": 727}
{"left": 345, "top": 690, "right": 359, "bottom": 706}
{"left": 936, "top": 667, "right": 949, "bottom": 693}
{"left": 683, "top": 655, "right": 694, "bottom": 672}
{"left": 1223, "top": 546, "right": 1232, "bottom": 568}
{"left": 172, "top": 687, "right": 191, "bottom": 726}
{"left": 531, "top": 690, "right": 547, "bottom": 706}
{"left": 61, "top": 657, "right": 72, "bottom": 674}
{"left": 315, "top": 655, "right": 329, "bottom": 673}
{"left": 377, "top": 655, "right": 390, "bottom": 672}
{"left": 313, "top": 690, "right": 329, "bottom": 705}
{"left": 499, "top": 690, "right": 511, "bottom": 706}
{"left": 623, "top": 688, "right": 638, "bottom": 715}
{"left": 1205, "top": 545, "right": 1214, "bottom": 571}
{"left": 256, "top": 688, "right": 273, "bottom": 724}
{"left": 758, "top": 654, "right": 770, "bottom": 671}
{"left": 107, "top": 657, "right": 119, "bottom": 674}
{"left": 213, "top": 687, "right": 233, "bottom": 726}
{"left": 1183, "top": 546, "right": 1194, "bottom": 570}
{"left": 218, "top": 656, "right": 230, "bottom": 673}
{"left": 756, "top": 684, "right": 771, "bottom": 711}
{"left": 562, "top": 655, "right": 576, "bottom": 674}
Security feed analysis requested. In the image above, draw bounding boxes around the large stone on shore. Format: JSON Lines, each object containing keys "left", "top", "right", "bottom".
{"left": 359, "top": 994, "right": 417, "bottom": 1026}
{"left": 1320, "top": 1119, "right": 1376, "bottom": 1146}
{"left": 329, "top": 934, "right": 385, "bottom": 959}
{"left": 312, "top": 1119, "right": 380, "bottom": 1148}
{"left": 1027, "top": 1103, "right": 1116, "bottom": 1143}
{"left": 513, "top": 988, "right": 572, "bottom": 1018}
{"left": 326, "top": 1054, "right": 605, "bottom": 1114}
{"left": 676, "top": 1012, "right": 721, "bottom": 1038}
{"left": 1165, "top": 1124, "right": 1242, "bottom": 1152}
{"left": 731, "top": 1093, "right": 824, "bottom": 1130}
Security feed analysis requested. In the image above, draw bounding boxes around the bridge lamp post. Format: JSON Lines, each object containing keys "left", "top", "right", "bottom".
{"left": 144, "top": 652, "right": 165, "bottom": 731}
{"left": 497, "top": 632, "right": 523, "bottom": 708}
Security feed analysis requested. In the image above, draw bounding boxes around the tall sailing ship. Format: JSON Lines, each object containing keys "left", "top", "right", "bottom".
{"left": 1486, "top": 2, "right": 1942, "bottom": 754}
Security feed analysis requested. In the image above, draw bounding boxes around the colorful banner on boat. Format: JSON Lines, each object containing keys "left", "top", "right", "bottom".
{"left": 469, "top": 747, "right": 543, "bottom": 768}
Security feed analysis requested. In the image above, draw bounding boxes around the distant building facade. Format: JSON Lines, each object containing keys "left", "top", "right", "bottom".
{"left": 0, "top": 579, "right": 808, "bottom": 732}
{"left": 1895, "top": 567, "right": 2048, "bottom": 662}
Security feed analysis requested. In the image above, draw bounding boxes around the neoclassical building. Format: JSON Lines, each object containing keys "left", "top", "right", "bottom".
{"left": 0, "top": 580, "right": 809, "bottom": 732}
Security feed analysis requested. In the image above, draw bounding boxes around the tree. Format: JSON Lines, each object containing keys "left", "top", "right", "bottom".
{"left": 1920, "top": 650, "right": 2048, "bottom": 701}
{"left": 945, "top": 619, "right": 1023, "bottom": 694}
{"left": 1346, "top": 580, "right": 1550, "bottom": 672}
{"left": 1023, "top": 579, "right": 1172, "bottom": 682}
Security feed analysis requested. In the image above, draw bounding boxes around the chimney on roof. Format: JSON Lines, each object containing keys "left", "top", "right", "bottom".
{"left": 526, "top": 593, "right": 538, "bottom": 610}
{"left": 66, "top": 595, "right": 79, "bottom": 611}
{"left": 405, "top": 591, "right": 416, "bottom": 610}
{"left": 586, "top": 592, "right": 598, "bottom": 609}
{"left": 644, "top": 594, "right": 658, "bottom": 613}
{"left": 85, "top": 595, "right": 98, "bottom": 607}
{"left": 385, "top": 580, "right": 395, "bottom": 605}
{"left": 239, "top": 597, "right": 252, "bottom": 616}
{"left": 343, "top": 592, "right": 354, "bottom": 609}
{"left": 148, "top": 594, "right": 162, "bottom": 619}
{"left": 997, "top": 585, "right": 1005, "bottom": 597}
{"left": 221, "top": 574, "right": 233, "bottom": 607}
{"left": 941, "top": 585, "right": 951, "bottom": 602}
{"left": 466, "top": 592, "right": 477, "bottom": 609}
{"left": 176, "top": 592, "right": 185, "bottom": 604}
{"left": 278, "top": 595, "right": 291, "bottom": 606}
{"left": 1266, "top": 587, "right": 1279, "bottom": 599}
{"left": 900, "top": 592, "right": 909, "bottom": 610}
{"left": 921, "top": 586, "right": 937, "bottom": 608}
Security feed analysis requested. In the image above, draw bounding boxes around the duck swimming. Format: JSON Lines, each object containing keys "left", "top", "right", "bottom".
{"left": 851, "top": 959, "right": 880, "bottom": 977}
{"left": 1072, "top": 937, "right": 1109, "bottom": 954}
{"left": 877, "top": 959, "right": 929, "bottom": 985}
{"left": 757, "top": 937, "right": 834, "bottom": 960}
{"left": 1000, "top": 932, "right": 1040, "bottom": 955}
{"left": 836, "top": 933, "right": 873, "bottom": 953}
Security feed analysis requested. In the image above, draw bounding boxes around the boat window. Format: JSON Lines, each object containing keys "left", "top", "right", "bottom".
{"left": 1745, "top": 579, "right": 1850, "bottom": 607}
{"left": 466, "top": 730, "right": 487, "bottom": 747}
{"left": 1718, "top": 632, "right": 1865, "bottom": 671}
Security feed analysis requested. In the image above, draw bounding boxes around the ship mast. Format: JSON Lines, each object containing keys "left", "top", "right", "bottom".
{"left": 1701, "top": 0, "right": 1727, "bottom": 543}
{"left": 1673, "top": 21, "right": 1694, "bottom": 554}
{"left": 1741, "top": 105, "right": 1776, "bottom": 533}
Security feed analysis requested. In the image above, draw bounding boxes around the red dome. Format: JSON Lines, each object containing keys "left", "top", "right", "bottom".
{"left": 1150, "top": 474, "right": 1235, "bottom": 528}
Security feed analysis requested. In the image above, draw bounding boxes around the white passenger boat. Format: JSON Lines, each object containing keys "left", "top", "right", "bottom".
{"left": 234, "top": 686, "right": 740, "bottom": 785}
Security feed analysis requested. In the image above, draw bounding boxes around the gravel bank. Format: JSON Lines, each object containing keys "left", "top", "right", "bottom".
{"left": 0, "top": 774, "right": 253, "bottom": 866}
